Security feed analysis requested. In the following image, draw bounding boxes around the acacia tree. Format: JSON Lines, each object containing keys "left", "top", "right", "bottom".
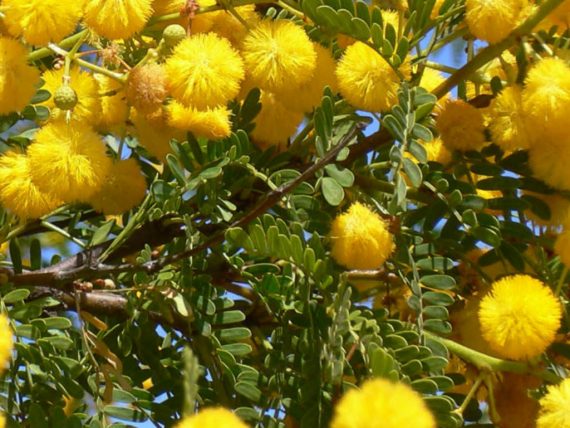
{"left": 0, "top": 0, "right": 570, "bottom": 426}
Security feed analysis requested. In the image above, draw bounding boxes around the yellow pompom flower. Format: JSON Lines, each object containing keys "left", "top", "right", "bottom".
{"left": 28, "top": 121, "right": 112, "bottom": 203}
{"left": 522, "top": 57, "right": 570, "bottom": 142}
{"left": 0, "top": 313, "right": 13, "bottom": 374}
{"left": 167, "top": 101, "right": 231, "bottom": 140}
{"left": 2, "top": 0, "right": 84, "bottom": 45}
{"left": 330, "top": 202, "right": 395, "bottom": 270}
{"left": 211, "top": 5, "right": 260, "bottom": 46}
{"left": 555, "top": 230, "right": 570, "bottom": 268}
{"left": 131, "top": 108, "right": 184, "bottom": 161}
{"left": 336, "top": 42, "right": 401, "bottom": 112}
{"left": 331, "top": 378, "right": 435, "bottom": 428}
{"left": 126, "top": 63, "right": 168, "bottom": 114}
{"left": 436, "top": 99, "right": 485, "bottom": 152}
{"left": 241, "top": 20, "right": 317, "bottom": 94}
{"left": 0, "top": 414, "right": 5, "bottom": 428}
{"left": 165, "top": 33, "right": 244, "bottom": 109}
{"left": 250, "top": 91, "right": 303, "bottom": 151}
{"left": 94, "top": 74, "right": 130, "bottom": 131}
{"left": 423, "top": 137, "right": 452, "bottom": 165}
{"left": 88, "top": 159, "right": 147, "bottom": 215}
{"left": 489, "top": 85, "right": 530, "bottom": 151}
{"left": 0, "top": 152, "right": 61, "bottom": 219}
{"left": 528, "top": 137, "right": 570, "bottom": 191}
{"left": 84, "top": 0, "right": 154, "bottom": 40}
{"left": 465, "top": 0, "right": 527, "bottom": 44}
{"left": 176, "top": 407, "right": 248, "bottom": 428}
{"left": 0, "top": 37, "right": 40, "bottom": 115}
{"left": 278, "top": 43, "right": 337, "bottom": 113}
{"left": 536, "top": 378, "right": 570, "bottom": 428}
{"left": 479, "top": 275, "right": 562, "bottom": 361}
{"left": 41, "top": 67, "right": 102, "bottom": 125}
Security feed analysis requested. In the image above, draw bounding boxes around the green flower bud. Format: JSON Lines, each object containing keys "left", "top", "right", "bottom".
{"left": 53, "top": 85, "right": 78, "bottom": 110}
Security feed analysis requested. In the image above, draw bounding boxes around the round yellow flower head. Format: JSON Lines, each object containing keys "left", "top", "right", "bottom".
{"left": 167, "top": 101, "right": 231, "bottom": 140}
{"left": 278, "top": 43, "right": 337, "bottom": 113}
{"left": 330, "top": 378, "right": 436, "bottom": 428}
{"left": 250, "top": 91, "right": 304, "bottom": 151}
{"left": 436, "top": 99, "right": 485, "bottom": 152}
{"left": 94, "top": 74, "right": 130, "bottom": 132}
{"left": 28, "top": 121, "right": 112, "bottom": 203}
{"left": 131, "top": 108, "right": 184, "bottom": 161}
{"left": 2, "top": 0, "right": 84, "bottom": 45}
{"left": 88, "top": 159, "right": 147, "bottom": 215}
{"left": 555, "top": 230, "right": 570, "bottom": 268}
{"left": 176, "top": 407, "right": 248, "bottom": 428}
{"left": 84, "top": 0, "right": 154, "bottom": 40}
{"left": 465, "top": 0, "right": 527, "bottom": 43}
{"left": 241, "top": 19, "right": 317, "bottom": 94}
{"left": 479, "top": 275, "right": 562, "bottom": 361}
{"left": 165, "top": 33, "right": 244, "bottom": 109}
{"left": 330, "top": 202, "right": 395, "bottom": 270}
{"left": 211, "top": 5, "right": 260, "bottom": 46}
{"left": 0, "top": 152, "right": 61, "bottom": 219}
{"left": 0, "top": 37, "right": 40, "bottom": 115}
{"left": 537, "top": 378, "right": 570, "bottom": 428}
{"left": 528, "top": 136, "right": 570, "bottom": 191}
{"left": 489, "top": 85, "right": 530, "bottom": 151}
{"left": 522, "top": 57, "right": 570, "bottom": 142}
{"left": 336, "top": 42, "right": 401, "bottom": 112}
{"left": 126, "top": 63, "right": 168, "bottom": 114}
{"left": 0, "top": 313, "right": 13, "bottom": 374}
{"left": 423, "top": 137, "right": 452, "bottom": 165}
{"left": 41, "top": 67, "right": 102, "bottom": 125}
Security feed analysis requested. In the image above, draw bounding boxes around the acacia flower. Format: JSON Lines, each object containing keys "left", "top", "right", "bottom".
{"left": 528, "top": 137, "right": 570, "bottom": 191}
{"left": 167, "top": 101, "right": 232, "bottom": 140}
{"left": 84, "top": 0, "right": 154, "bottom": 40}
{"left": 0, "top": 152, "right": 61, "bottom": 219}
{"left": 489, "top": 85, "right": 530, "bottom": 151}
{"left": 250, "top": 91, "right": 303, "bottom": 151}
{"left": 522, "top": 57, "right": 570, "bottom": 142}
{"left": 330, "top": 202, "right": 395, "bottom": 270}
{"left": 331, "top": 378, "right": 436, "bottom": 428}
{"left": 88, "top": 159, "right": 147, "bottom": 215}
{"left": 126, "top": 63, "right": 168, "bottom": 114}
{"left": 479, "top": 275, "right": 562, "bottom": 360}
{"left": 336, "top": 42, "right": 401, "bottom": 112}
{"left": 165, "top": 33, "right": 244, "bottom": 109}
{"left": 241, "top": 19, "right": 316, "bottom": 94}
{"left": 2, "top": 0, "right": 84, "bottom": 45}
{"left": 0, "top": 37, "right": 40, "bottom": 115}
{"left": 176, "top": 407, "right": 248, "bottom": 428}
{"left": 278, "top": 43, "right": 337, "bottom": 113}
{"left": 465, "top": 0, "right": 527, "bottom": 44}
{"left": 436, "top": 99, "right": 485, "bottom": 152}
{"left": 423, "top": 137, "right": 452, "bottom": 165}
{"left": 536, "top": 378, "right": 570, "bottom": 428}
{"left": 211, "top": 5, "right": 260, "bottom": 46}
{"left": 41, "top": 67, "right": 102, "bottom": 125}
{"left": 28, "top": 121, "right": 112, "bottom": 203}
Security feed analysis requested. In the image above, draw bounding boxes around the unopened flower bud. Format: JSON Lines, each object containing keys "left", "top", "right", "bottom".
{"left": 53, "top": 84, "right": 78, "bottom": 110}
{"left": 162, "top": 24, "right": 186, "bottom": 47}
